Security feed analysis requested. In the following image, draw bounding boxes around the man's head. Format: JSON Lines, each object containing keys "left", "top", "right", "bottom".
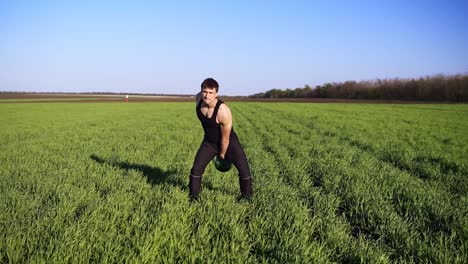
{"left": 201, "top": 78, "right": 219, "bottom": 92}
{"left": 200, "top": 78, "right": 219, "bottom": 105}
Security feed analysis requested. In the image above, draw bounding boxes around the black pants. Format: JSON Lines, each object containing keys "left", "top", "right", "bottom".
{"left": 189, "top": 139, "right": 253, "bottom": 198}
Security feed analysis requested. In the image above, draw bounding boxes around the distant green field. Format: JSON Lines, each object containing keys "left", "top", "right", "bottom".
{"left": 1, "top": 102, "right": 467, "bottom": 263}
{"left": 0, "top": 97, "right": 120, "bottom": 102}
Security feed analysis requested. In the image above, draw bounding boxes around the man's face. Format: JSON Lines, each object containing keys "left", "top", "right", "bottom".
{"left": 201, "top": 87, "right": 218, "bottom": 104}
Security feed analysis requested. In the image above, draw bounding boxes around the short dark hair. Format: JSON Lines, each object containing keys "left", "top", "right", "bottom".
{"left": 201, "top": 78, "right": 219, "bottom": 92}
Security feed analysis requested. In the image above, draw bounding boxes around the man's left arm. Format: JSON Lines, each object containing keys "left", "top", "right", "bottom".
{"left": 217, "top": 104, "right": 232, "bottom": 159}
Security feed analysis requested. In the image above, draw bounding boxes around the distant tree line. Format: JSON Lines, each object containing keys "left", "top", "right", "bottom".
{"left": 249, "top": 74, "right": 468, "bottom": 102}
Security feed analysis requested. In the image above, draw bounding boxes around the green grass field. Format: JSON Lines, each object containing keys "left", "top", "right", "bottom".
{"left": 0, "top": 96, "right": 125, "bottom": 103}
{"left": 1, "top": 102, "right": 467, "bottom": 263}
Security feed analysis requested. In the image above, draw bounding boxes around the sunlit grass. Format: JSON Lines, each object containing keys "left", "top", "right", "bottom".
{"left": 1, "top": 102, "right": 466, "bottom": 263}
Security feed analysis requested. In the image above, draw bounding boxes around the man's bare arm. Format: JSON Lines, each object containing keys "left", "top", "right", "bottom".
{"left": 195, "top": 92, "right": 202, "bottom": 104}
{"left": 217, "top": 104, "right": 232, "bottom": 159}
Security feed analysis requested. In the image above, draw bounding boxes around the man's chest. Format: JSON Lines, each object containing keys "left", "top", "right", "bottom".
{"left": 200, "top": 107, "right": 215, "bottom": 118}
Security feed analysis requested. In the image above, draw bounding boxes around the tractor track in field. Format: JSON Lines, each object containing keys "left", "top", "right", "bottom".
{"left": 245, "top": 104, "right": 467, "bottom": 258}
{"left": 250, "top": 104, "right": 467, "bottom": 196}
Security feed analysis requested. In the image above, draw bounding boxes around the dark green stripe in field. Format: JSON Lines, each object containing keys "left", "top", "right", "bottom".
{"left": 0, "top": 102, "right": 466, "bottom": 263}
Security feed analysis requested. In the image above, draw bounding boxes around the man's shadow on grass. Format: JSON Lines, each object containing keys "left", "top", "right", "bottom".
{"left": 90, "top": 154, "right": 189, "bottom": 189}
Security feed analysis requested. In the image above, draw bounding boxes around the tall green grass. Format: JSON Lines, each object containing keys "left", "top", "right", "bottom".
{"left": 1, "top": 102, "right": 466, "bottom": 263}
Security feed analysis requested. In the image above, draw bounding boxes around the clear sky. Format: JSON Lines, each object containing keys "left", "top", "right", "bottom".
{"left": 1, "top": 0, "right": 467, "bottom": 96}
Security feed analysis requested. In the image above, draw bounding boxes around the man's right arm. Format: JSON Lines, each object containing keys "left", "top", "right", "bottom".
{"left": 195, "top": 92, "right": 202, "bottom": 104}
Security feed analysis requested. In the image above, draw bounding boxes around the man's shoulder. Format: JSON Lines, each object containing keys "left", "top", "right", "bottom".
{"left": 218, "top": 101, "right": 230, "bottom": 110}
{"left": 218, "top": 102, "right": 232, "bottom": 117}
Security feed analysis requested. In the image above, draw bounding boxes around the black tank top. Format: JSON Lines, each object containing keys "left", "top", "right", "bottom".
{"left": 196, "top": 99, "right": 237, "bottom": 144}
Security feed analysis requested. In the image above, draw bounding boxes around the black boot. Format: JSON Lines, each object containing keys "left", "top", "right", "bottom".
{"left": 189, "top": 175, "right": 202, "bottom": 201}
{"left": 238, "top": 176, "right": 253, "bottom": 201}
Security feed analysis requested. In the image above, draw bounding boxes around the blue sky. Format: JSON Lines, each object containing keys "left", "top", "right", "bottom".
{"left": 1, "top": 0, "right": 467, "bottom": 96}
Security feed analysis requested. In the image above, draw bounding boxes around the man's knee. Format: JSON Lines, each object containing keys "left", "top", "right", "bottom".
{"left": 190, "top": 166, "right": 205, "bottom": 177}
{"left": 231, "top": 154, "right": 251, "bottom": 177}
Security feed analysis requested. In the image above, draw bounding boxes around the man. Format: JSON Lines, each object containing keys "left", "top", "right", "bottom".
{"left": 189, "top": 78, "right": 253, "bottom": 201}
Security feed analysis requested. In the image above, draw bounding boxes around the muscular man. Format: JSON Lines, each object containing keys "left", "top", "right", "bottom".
{"left": 189, "top": 78, "right": 253, "bottom": 201}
